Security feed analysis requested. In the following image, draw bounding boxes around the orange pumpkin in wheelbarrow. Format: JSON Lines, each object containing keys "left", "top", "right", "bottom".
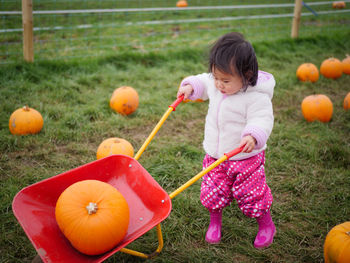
{"left": 55, "top": 180, "right": 130, "bottom": 255}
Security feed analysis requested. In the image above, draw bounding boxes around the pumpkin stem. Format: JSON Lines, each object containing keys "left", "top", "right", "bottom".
{"left": 23, "top": 106, "right": 30, "bottom": 111}
{"left": 346, "top": 231, "right": 350, "bottom": 237}
{"left": 86, "top": 202, "right": 98, "bottom": 214}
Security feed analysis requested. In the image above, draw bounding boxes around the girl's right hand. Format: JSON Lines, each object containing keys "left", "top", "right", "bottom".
{"left": 177, "top": 84, "right": 194, "bottom": 100}
{"left": 239, "top": 135, "right": 257, "bottom": 153}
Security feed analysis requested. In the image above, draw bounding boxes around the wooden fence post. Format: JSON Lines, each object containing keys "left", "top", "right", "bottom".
{"left": 291, "top": 0, "right": 303, "bottom": 38}
{"left": 22, "top": 0, "right": 34, "bottom": 62}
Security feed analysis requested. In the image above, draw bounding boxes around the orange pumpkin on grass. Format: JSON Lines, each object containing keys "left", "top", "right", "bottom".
{"left": 9, "top": 106, "right": 44, "bottom": 135}
{"left": 320, "top": 58, "right": 343, "bottom": 79}
{"left": 301, "top": 94, "right": 333, "bottom": 122}
{"left": 296, "top": 63, "right": 319, "bottom": 82}
{"left": 96, "top": 137, "right": 134, "bottom": 159}
{"left": 342, "top": 55, "right": 350, "bottom": 75}
{"left": 344, "top": 92, "right": 350, "bottom": 110}
{"left": 324, "top": 221, "right": 350, "bottom": 263}
{"left": 110, "top": 86, "right": 139, "bottom": 115}
{"left": 176, "top": 0, "right": 188, "bottom": 7}
{"left": 55, "top": 180, "right": 130, "bottom": 255}
{"left": 332, "top": 1, "right": 346, "bottom": 8}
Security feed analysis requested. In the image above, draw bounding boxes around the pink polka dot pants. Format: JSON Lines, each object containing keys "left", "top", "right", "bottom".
{"left": 200, "top": 151, "right": 273, "bottom": 218}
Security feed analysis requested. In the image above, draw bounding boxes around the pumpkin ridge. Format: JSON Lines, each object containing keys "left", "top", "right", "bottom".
{"left": 69, "top": 214, "right": 94, "bottom": 252}
{"left": 79, "top": 192, "right": 128, "bottom": 254}
{"left": 61, "top": 209, "right": 88, "bottom": 240}
{"left": 55, "top": 180, "right": 130, "bottom": 255}
{"left": 92, "top": 208, "right": 127, "bottom": 243}
{"left": 58, "top": 192, "right": 91, "bottom": 231}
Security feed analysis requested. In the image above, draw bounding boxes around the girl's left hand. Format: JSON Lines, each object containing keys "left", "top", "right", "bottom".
{"left": 240, "top": 135, "right": 256, "bottom": 153}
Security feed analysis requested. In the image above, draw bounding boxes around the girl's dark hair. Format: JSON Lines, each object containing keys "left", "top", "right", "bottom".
{"left": 209, "top": 32, "right": 258, "bottom": 90}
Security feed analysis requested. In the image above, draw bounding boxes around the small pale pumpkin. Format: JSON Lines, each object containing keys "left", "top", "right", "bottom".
{"left": 96, "top": 137, "right": 134, "bottom": 159}
{"left": 55, "top": 180, "right": 130, "bottom": 255}
{"left": 342, "top": 55, "right": 350, "bottom": 75}
{"left": 301, "top": 94, "right": 333, "bottom": 122}
{"left": 324, "top": 222, "right": 350, "bottom": 263}
{"left": 296, "top": 63, "right": 319, "bottom": 82}
{"left": 9, "top": 106, "right": 44, "bottom": 135}
{"left": 176, "top": 0, "right": 188, "bottom": 7}
{"left": 344, "top": 92, "right": 350, "bottom": 110}
{"left": 110, "top": 86, "right": 139, "bottom": 115}
{"left": 320, "top": 58, "right": 343, "bottom": 79}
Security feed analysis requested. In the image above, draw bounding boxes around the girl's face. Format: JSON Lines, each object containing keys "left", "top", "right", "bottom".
{"left": 212, "top": 67, "right": 243, "bottom": 95}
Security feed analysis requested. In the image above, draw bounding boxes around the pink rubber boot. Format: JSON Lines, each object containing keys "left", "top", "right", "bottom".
{"left": 205, "top": 210, "right": 222, "bottom": 244}
{"left": 254, "top": 211, "right": 276, "bottom": 249}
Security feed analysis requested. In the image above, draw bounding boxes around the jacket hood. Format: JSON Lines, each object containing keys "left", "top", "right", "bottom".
{"left": 248, "top": 71, "right": 275, "bottom": 99}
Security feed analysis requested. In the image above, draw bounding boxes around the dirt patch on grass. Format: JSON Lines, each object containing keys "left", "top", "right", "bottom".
{"left": 114, "top": 114, "right": 206, "bottom": 148}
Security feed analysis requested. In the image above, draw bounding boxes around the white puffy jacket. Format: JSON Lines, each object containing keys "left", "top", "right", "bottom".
{"left": 181, "top": 70, "right": 275, "bottom": 160}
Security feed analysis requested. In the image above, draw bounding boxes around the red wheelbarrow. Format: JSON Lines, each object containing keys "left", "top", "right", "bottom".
{"left": 12, "top": 96, "right": 243, "bottom": 262}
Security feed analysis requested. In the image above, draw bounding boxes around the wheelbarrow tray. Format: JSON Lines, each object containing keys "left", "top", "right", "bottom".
{"left": 12, "top": 154, "right": 172, "bottom": 263}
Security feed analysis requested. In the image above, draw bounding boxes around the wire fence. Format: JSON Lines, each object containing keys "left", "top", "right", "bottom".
{"left": 1, "top": 0, "right": 350, "bottom": 64}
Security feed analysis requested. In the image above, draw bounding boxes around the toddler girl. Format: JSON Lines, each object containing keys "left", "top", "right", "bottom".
{"left": 177, "top": 32, "right": 276, "bottom": 249}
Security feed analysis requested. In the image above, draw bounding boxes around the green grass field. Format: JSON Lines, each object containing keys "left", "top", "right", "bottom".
{"left": 1, "top": 13, "right": 350, "bottom": 263}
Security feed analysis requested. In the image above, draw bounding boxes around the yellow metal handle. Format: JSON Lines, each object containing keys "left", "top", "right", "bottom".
{"left": 169, "top": 155, "right": 228, "bottom": 199}
{"left": 134, "top": 107, "right": 174, "bottom": 160}
{"left": 134, "top": 95, "right": 184, "bottom": 161}
{"left": 169, "top": 146, "right": 244, "bottom": 199}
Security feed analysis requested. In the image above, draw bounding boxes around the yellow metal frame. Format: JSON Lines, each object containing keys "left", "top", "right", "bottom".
{"left": 118, "top": 100, "right": 231, "bottom": 259}
{"left": 119, "top": 224, "right": 164, "bottom": 259}
{"left": 118, "top": 106, "right": 174, "bottom": 259}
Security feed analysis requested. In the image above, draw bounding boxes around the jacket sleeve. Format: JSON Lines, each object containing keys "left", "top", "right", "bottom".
{"left": 241, "top": 94, "right": 274, "bottom": 149}
{"left": 180, "top": 73, "right": 211, "bottom": 101}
